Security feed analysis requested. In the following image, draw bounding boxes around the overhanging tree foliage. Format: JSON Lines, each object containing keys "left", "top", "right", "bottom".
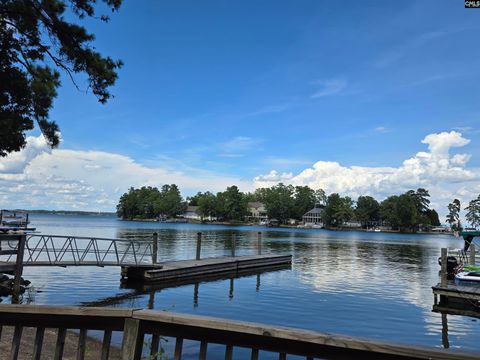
{"left": 0, "top": 0, "right": 122, "bottom": 156}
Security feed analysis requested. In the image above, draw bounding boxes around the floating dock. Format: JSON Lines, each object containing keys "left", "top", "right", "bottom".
{"left": 433, "top": 283, "right": 480, "bottom": 306}
{"left": 121, "top": 254, "right": 292, "bottom": 282}
{"left": 433, "top": 246, "right": 480, "bottom": 312}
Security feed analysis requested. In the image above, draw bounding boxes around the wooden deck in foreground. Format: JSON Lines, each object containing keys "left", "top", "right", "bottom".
{"left": 122, "top": 254, "right": 292, "bottom": 282}
{"left": 0, "top": 304, "right": 478, "bottom": 360}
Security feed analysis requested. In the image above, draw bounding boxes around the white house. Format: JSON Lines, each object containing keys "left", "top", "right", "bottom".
{"left": 246, "top": 202, "right": 268, "bottom": 222}
{"left": 302, "top": 205, "right": 325, "bottom": 226}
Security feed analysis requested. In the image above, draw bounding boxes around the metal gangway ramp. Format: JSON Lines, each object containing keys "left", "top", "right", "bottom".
{"left": 0, "top": 234, "right": 157, "bottom": 270}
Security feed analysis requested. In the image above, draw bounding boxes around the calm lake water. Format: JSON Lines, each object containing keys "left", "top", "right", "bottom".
{"left": 12, "top": 214, "right": 480, "bottom": 356}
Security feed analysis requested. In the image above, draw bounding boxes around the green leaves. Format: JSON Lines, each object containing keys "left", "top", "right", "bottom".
{"left": 465, "top": 195, "right": 480, "bottom": 229}
{"left": 324, "top": 193, "right": 354, "bottom": 227}
{"left": 355, "top": 196, "right": 379, "bottom": 227}
{"left": 116, "top": 185, "right": 187, "bottom": 220}
{"left": 0, "top": 0, "right": 123, "bottom": 156}
{"left": 446, "top": 199, "right": 461, "bottom": 230}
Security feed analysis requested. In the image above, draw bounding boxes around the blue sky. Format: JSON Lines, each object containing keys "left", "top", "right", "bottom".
{"left": 1, "top": 0, "right": 480, "bottom": 213}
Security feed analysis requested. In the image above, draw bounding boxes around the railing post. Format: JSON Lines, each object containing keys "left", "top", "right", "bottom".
{"left": 152, "top": 232, "right": 158, "bottom": 265}
{"left": 231, "top": 234, "right": 236, "bottom": 257}
{"left": 257, "top": 232, "right": 262, "bottom": 255}
{"left": 196, "top": 232, "right": 202, "bottom": 260}
{"left": 122, "top": 318, "right": 143, "bottom": 360}
{"left": 440, "top": 248, "right": 447, "bottom": 287}
{"left": 470, "top": 243, "right": 476, "bottom": 265}
{"left": 12, "top": 234, "right": 26, "bottom": 304}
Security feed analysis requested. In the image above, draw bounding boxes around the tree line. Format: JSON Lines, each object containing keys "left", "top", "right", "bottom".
{"left": 116, "top": 184, "right": 452, "bottom": 232}
{"left": 446, "top": 195, "right": 480, "bottom": 231}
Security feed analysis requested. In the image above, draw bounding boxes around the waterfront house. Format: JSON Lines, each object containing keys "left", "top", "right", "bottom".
{"left": 302, "top": 204, "right": 325, "bottom": 227}
{"left": 246, "top": 202, "right": 268, "bottom": 223}
{"left": 343, "top": 220, "right": 362, "bottom": 228}
{"left": 183, "top": 206, "right": 201, "bottom": 221}
{"left": 182, "top": 205, "right": 216, "bottom": 221}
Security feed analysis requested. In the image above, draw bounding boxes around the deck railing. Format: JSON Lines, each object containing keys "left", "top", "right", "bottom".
{"left": 0, "top": 305, "right": 478, "bottom": 360}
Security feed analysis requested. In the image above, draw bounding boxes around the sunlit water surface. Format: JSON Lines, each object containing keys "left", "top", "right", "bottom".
{"left": 12, "top": 214, "right": 480, "bottom": 356}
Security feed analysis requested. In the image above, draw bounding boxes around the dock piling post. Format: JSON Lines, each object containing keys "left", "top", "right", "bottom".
{"left": 470, "top": 243, "right": 476, "bottom": 265}
{"left": 196, "top": 232, "right": 202, "bottom": 260}
{"left": 257, "top": 232, "right": 262, "bottom": 255}
{"left": 12, "top": 234, "right": 26, "bottom": 303}
{"left": 231, "top": 234, "right": 236, "bottom": 257}
{"left": 152, "top": 232, "right": 158, "bottom": 265}
{"left": 440, "top": 248, "right": 447, "bottom": 287}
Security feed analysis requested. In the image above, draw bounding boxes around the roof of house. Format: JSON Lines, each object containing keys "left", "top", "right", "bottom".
{"left": 248, "top": 201, "right": 264, "bottom": 209}
{"left": 186, "top": 206, "right": 199, "bottom": 213}
{"left": 302, "top": 207, "right": 325, "bottom": 216}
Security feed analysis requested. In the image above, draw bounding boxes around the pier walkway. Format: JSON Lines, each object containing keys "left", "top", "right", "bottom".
{"left": 0, "top": 232, "right": 291, "bottom": 297}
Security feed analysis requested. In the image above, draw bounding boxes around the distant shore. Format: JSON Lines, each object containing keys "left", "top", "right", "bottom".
{"left": 119, "top": 218, "right": 452, "bottom": 234}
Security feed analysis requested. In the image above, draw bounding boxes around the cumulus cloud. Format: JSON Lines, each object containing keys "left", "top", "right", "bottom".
{"left": 254, "top": 131, "right": 480, "bottom": 218}
{"left": 0, "top": 135, "right": 52, "bottom": 174}
{"left": 0, "top": 135, "right": 252, "bottom": 211}
{"left": 2, "top": 131, "right": 479, "bottom": 219}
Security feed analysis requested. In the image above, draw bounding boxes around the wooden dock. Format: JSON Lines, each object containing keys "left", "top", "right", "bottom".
{"left": 433, "top": 283, "right": 480, "bottom": 304}
{"left": 1, "top": 232, "right": 292, "bottom": 296}
{"left": 122, "top": 254, "right": 292, "bottom": 282}
{"left": 433, "top": 246, "right": 480, "bottom": 312}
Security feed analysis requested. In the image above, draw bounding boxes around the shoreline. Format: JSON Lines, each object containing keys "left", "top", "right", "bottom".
{"left": 119, "top": 218, "right": 453, "bottom": 235}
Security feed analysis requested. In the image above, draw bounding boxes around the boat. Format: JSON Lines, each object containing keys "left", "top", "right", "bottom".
{"left": 0, "top": 210, "right": 35, "bottom": 233}
{"left": 455, "top": 271, "right": 480, "bottom": 282}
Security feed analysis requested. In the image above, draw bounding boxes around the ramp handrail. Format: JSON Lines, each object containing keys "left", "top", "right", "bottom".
{"left": 1, "top": 234, "right": 154, "bottom": 266}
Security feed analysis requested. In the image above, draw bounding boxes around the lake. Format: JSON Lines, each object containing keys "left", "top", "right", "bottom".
{"left": 13, "top": 214, "right": 480, "bottom": 356}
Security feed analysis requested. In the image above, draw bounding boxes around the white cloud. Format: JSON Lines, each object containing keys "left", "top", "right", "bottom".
{"left": 311, "top": 78, "right": 347, "bottom": 98}
{"left": 0, "top": 135, "right": 52, "bottom": 173}
{"left": 254, "top": 131, "right": 480, "bottom": 220}
{"left": 0, "top": 135, "right": 252, "bottom": 211}
{"left": 3, "top": 131, "right": 479, "bottom": 220}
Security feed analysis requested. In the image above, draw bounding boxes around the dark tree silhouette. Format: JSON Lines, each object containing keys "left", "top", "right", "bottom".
{"left": 0, "top": 0, "right": 123, "bottom": 156}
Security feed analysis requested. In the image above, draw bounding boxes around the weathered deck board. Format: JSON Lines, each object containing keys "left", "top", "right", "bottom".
{"left": 122, "top": 254, "right": 292, "bottom": 282}
{"left": 1, "top": 304, "right": 479, "bottom": 360}
{"left": 433, "top": 282, "right": 480, "bottom": 301}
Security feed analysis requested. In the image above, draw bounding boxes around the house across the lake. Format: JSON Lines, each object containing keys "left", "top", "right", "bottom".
{"left": 246, "top": 202, "right": 268, "bottom": 223}
{"left": 302, "top": 204, "right": 325, "bottom": 227}
{"left": 183, "top": 206, "right": 201, "bottom": 221}
{"left": 182, "top": 205, "right": 216, "bottom": 222}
